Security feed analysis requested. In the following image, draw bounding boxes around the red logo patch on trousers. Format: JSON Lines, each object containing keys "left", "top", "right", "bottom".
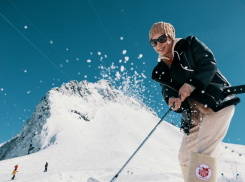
{"left": 195, "top": 164, "right": 212, "bottom": 180}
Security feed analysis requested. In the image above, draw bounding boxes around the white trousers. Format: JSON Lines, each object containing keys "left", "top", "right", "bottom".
{"left": 178, "top": 105, "right": 235, "bottom": 166}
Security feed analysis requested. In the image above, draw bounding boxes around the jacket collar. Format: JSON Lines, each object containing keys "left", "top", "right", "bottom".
{"left": 158, "top": 38, "right": 190, "bottom": 61}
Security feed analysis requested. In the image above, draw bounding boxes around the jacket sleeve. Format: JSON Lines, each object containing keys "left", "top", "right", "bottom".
{"left": 159, "top": 83, "right": 184, "bottom": 113}
{"left": 185, "top": 36, "right": 217, "bottom": 91}
{"left": 152, "top": 62, "right": 183, "bottom": 113}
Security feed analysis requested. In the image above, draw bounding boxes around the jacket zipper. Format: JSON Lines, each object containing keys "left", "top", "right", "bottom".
{"left": 183, "top": 52, "right": 192, "bottom": 70}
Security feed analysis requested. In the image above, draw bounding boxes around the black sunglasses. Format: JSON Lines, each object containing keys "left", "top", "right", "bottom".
{"left": 149, "top": 34, "right": 168, "bottom": 47}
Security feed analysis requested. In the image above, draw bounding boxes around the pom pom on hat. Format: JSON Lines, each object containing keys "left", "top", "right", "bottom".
{"left": 149, "top": 22, "right": 175, "bottom": 40}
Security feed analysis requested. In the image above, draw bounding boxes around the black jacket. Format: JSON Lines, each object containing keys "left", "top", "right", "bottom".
{"left": 152, "top": 36, "right": 240, "bottom": 134}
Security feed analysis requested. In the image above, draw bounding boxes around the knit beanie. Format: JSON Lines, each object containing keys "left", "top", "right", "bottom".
{"left": 149, "top": 22, "right": 175, "bottom": 40}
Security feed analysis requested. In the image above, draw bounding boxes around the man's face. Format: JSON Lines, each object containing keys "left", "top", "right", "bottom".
{"left": 152, "top": 33, "right": 173, "bottom": 57}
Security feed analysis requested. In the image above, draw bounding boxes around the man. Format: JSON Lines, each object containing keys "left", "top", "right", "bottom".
{"left": 150, "top": 22, "right": 240, "bottom": 182}
{"left": 11, "top": 169, "right": 18, "bottom": 180}
{"left": 44, "top": 162, "right": 48, "bottom": 172}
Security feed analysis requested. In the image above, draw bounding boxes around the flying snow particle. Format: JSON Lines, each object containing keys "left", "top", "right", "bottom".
{"left": 104, "top": 55, "right": 107, "bottom": 58}
{"left": 98, "top": 52, "right": 101, "bottom": 55}
{"left": 122, "top": 50, "right": 127, "bottom": 55}
{"left": 90, "top": 52, "right": 93, "bottom": 55}
{"left": 24, "top": 26, "right": 28, "bottom": 29}
{"left": 27, "top": 91, "right": 31, "bottom": 94}
{"left": 84, "top": 75, "right": 87, "bottom": 78}
{"left": 50, "top": 40, "right": 53, "bottom": 44}
{"left": 40, "top": 80, "right": 42, "bottom": 83}
{"left": 66, "top": 48, "right": 69, "bottom": 51}
{"left": 66, "top": 60, "right": 69, "bottom": 63}
{"left": 115, "top": 71, "right": 121, "bottom": 79}
{"left": 78, "top": 72, "right": 81, "bottom": 75}
{"left": 1, "top": 88, "right": 3, "bottom": 91}
{"left": 119, "top": 59, "right": 122, "bottom": 63}
{"left": 87, "top": 59, "right": 91, "bottom": 63}
{"left": 111, "top": 62, "right": 116, "bottom": 69}
{"left": 143, "top": 62, "right": 145, "bottom": 64}
{"left": 120, "top": 65, "right": 125, "bottom": 72}
{"left": 76, "top": 58, "right": 79, "bottom": 61}
{"left": 138, "top": 54, "right": 143, "bottom": 59}
{"left": 24, "top": 70, "right": 27, "bottom": 73}
{"left": 125, "top": 56, "right": 129, "bottom": 61}
{"left": 141, "top": 73, "right": 147, "bottom": 78}
{"left": 130, "top": 68, "right": 133, "bottom": 70}
{"left": 52, "top": 83, "right": 54, "bottom": 85}
{"left": 60, "top": 64, "right": 63, "bottom": 67}
{"left": 131, "top": 63, "right": 134, "bottom": 65}
{"left": 120, "top": 37, "right": 124, "bottom": 40}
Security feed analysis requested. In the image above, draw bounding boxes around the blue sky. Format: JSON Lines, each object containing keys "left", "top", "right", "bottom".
{"left": 1, "top": 0, "right": 245, "bottom": 145}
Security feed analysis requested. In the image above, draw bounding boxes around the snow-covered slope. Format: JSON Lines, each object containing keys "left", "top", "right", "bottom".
{"left": 0, "top": 80, "right": 244, "bottom": 182}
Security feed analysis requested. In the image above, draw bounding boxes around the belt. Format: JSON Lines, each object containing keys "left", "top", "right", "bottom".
{"left": 223, "top": 85, "right": 245, "bottom": 96}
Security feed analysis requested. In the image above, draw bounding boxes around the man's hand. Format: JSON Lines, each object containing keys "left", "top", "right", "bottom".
{"left": 168, "top": 97, "right": 181, "bottom": 111}
{"left": 179, "top": 83, "right": 192, "bottom": 102}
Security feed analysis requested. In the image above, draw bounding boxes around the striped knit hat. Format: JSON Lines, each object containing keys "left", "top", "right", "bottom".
{"left": 149, "top": 22, "right": 175, "bottom": 40}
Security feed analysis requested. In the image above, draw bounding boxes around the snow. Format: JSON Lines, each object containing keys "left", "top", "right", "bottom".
{"left": 122, "top": 50, "right": 127, "bottom": 55}
{"left": 0, "top": 142, "right": 6, "bottom": 148}
{"left": 125, "top": 56, "right": 129, "bottom": 62}
{"left": 0, "top": 80, "right": 244, "bottom": 182}
{"left": 120, "top": 66, "right": 125, "bottom": 72}
{"left": 138, "top": 54, "right": 143, "bottom": 59}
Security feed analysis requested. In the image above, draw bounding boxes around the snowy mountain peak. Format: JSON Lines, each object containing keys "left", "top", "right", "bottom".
{"left": 0, "top": 79, "right": 155, "bottom": 161}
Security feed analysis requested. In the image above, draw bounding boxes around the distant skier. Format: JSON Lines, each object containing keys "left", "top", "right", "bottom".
{"left": 14, "top": 164, "right": 18, "bottom": 170}
{"left": 44, "top": 162, "right": 48, "bottom": 172}
{"left": 149, "top": 22, "right": 241, "bottom": 182}
{"left": 11, "top": 169, "right": 18, "bottom": 180}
